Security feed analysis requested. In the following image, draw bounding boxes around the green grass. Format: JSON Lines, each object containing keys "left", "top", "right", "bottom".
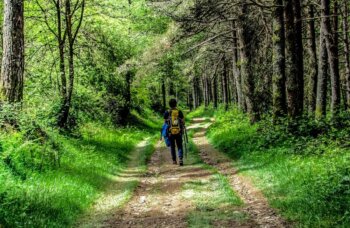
{"left": 0, "top": 117, "right": 158, "bottom": 227}
{"left": 206, "top": 107, "right": 350, "bottom": 227}
{"left": 183, "top": 133, "right": 246, "bottom": 228}
{"left": 186, "top": 105, "right": 216, "bottom": 120}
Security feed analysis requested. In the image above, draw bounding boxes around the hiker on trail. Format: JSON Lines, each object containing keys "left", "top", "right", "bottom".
{"left": 163, "top": 99, "right": 185, "bottom": 166}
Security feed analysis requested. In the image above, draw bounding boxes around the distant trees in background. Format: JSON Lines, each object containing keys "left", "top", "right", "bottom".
{"left": 153, "top": 0, "right": 350, "bottom": 122}
{"left": 0, "top": 0, "right": 349, "bottom": 129}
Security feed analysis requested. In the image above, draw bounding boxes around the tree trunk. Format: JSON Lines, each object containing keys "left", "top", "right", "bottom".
{"left": 213, "top": 76, "right": 218, "bottom": 109}
{"left": 237, "top": 5, "right": 257, "bottom": 122}
{"left": 192, "top": 77, "right": 200, "bottom": 109}
{"left": 307, "top": 5, "right": 318, "bottom": 115}
{"left": 58, "top": 0, "right": 85, "bottom": 128}
{"left": 203, "top": 76, "right": 209, "bottom": 107}
{"left": 316, "top": 20, "right": 329, "bottom": 118}
{"left": 207, "top": 77, "right": 212, "bottom": 104}
{"left": 285, "top": 0, "right": 304, "bottom": 118}
{"left": 55, "top": 0, "right": 67, "bottom": 98}
{"left": 232, "top": 27, "right": 243, "bottom": 109}
{"left": 222, "top": 56, "right": 229, "bottom": 110}
{"left": 1, "top": 0, "right": 24, "bottom": 103}
{"left": 162, "top": 79, "right": 166, "bottom": 112}
{"left": 294, "top": 0, "right": 304, "bottom": 110}
{"left": 343, "top": 1, "right": 350, "bottom": 109}
{"left": 272, "top": 0, "right": 287, "bottom": 118}
{"left": 322, "top": 0, "right": 340, "bottom": 115}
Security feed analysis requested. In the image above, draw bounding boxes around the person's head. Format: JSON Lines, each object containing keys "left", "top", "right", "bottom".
{"left": 169, "top": 99, "right": 177, "bottom": 108}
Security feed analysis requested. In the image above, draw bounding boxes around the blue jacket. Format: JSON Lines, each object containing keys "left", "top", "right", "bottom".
{"left": 161, "top": 123, "right": 171, "bottom": 147}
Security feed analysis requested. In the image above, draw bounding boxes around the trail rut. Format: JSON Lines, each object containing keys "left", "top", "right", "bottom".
{"left": 89, "top": 118, "right": 289, "bottom": 228}
{"left": 191, "top": 118, "right": 288, "bottom": 228}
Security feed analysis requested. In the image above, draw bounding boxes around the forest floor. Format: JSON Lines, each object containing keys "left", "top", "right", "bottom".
{"left": 81, "top": 118, "right": 288, "bottom": 228}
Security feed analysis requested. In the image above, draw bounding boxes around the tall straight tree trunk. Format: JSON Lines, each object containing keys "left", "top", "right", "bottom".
{"left": 238, "top": 3, "right": 257, "bottom": 122}
{"left": 285, "top": 0, "right": 304, "bottom": 118}
{"left": 207, "top": 78, "right": 212, "bottom": 104}
{"left": 213, "top": 76, "right": 218, "bottom": 109}
{"left": 272, "top": 0, "right": 287, "bottom": 118}
{"left": 307, "top": 5, "right": 318, "bottom": 115}
{"left": 294, "top": 0, "right": 304, "bottom": 109}
{"left": 316, "top": 21, "right": 329, "bottom": 118}
{"left": 322, "top": 0, "right": 340, "bottom": 115}
{"left": 222, "top": 56, "right": 229, "bottom": 110}
{"left": 203, "top": 76, "right": 209, "bottom": 107}
{"left": 231, "top": 22, "right": 243, "bottom": 109}
{"left": 192, "top": 77, "right": 199, "bottom": 109}
{"left": 1, "top": 0, "right": 24, "bottom": 103}
{"left": 162, "top": 79, "right": 166, "bottom": 112}
{"left": 343, "top": 1, "right": 350, "bottom": 109}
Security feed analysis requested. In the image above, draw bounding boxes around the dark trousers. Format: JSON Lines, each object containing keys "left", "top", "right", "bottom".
{"left": 169, "top": 134, "right": 183, "bottom": 161}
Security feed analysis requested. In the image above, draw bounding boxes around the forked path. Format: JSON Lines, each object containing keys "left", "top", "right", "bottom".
{"left": 191, "top": 118, "right": 288, "bottom": 228}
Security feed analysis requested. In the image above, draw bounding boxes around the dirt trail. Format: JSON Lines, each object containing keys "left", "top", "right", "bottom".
{"left": 84, "top": 118, "right": 288, "bottom": 228}
{"left": 191, "top": 118, "right": 289, "bottom": 228}
{"left": 77, "top": 140, "right": 151, "bottom": 228}
{"left": 106, "top": 141, "right": 213, "bottom": 228}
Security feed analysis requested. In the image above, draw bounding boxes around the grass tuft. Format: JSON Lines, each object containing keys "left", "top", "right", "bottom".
{"left": 206, "top": 107, "right": 350, "bottom": 227}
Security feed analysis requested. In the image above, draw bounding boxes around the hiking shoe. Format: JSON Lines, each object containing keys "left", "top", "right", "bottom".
{"left": 179, "top": 160, "right": 184, "bottom": 166}
{"left": 173, "top": 160, "right": 177, "bottom": 165}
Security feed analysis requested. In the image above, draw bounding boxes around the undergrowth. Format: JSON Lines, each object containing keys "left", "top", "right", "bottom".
{"left": 0, "top": 109, "right": 161, "bottom": 227}
{"left": 202, "top": 106, "right": 350, "bottom": 227}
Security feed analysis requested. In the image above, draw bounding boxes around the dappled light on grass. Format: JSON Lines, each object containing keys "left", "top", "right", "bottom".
{"left": 0, "top": 123, "right": 153, "bottom": 227}
{"left": 207, "top": 107, "right": 350, "bottom": 227}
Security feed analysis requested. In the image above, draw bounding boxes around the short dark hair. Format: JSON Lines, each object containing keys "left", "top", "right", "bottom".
{"left": 169, "top": 99, "right": 177, "bottom": 108}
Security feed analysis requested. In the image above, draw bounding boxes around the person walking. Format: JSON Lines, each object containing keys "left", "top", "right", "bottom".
{"left": 164, "top": 99, "right": 185, "bottom": 166}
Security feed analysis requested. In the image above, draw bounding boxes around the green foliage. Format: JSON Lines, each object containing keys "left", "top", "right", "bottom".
{"left": 0, "top": 121, "right": 154, "bottom": 227}
{"left": 207, "top": 107, "right": 350, "bottom": 227}
{"left": 187, "top": 105, "right": 216, "bottom": 120}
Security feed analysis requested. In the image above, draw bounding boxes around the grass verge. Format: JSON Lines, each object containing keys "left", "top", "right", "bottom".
{"left": 0, "top": 111, "right": 161, "bottom": 227}
{"left": 182, "top": 132, "right": 246, "bottom": 228}
{"left": 206, "top": 107, "right": 350, "bottom": 227}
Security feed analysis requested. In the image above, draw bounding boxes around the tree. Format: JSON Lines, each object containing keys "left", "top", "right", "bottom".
{"left": 272, "top": 0, "right": 287, "bottom": 118}
{"left": 285, "top": 0, "right": 304, "bottom": 118}
{"left": 307, "top": 4, "right": 318, "bottom": 115}
{"left": 343, "top": 0, "right": 350, "bottom": 109}
{"left": 57, "top": 0, "right": 85, "bottom": 128}
{"left": 316, "top": 3, "right": 329, "bottom": 119}
{"left": 321, "top": 0, "right": 340, "bottom": 116}
{"left": 1, "top": 0, "right": 24, "bottom": 103}
{"left": 237, "top": 3, "right": 258, "bottom": 122}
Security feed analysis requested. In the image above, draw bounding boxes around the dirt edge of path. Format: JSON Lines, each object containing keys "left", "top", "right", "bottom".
{"left": 191, "top": 118, "right": 291, "bottom": 228}
{"left": 76, "top": 139, "right": 152, "bottom": 228}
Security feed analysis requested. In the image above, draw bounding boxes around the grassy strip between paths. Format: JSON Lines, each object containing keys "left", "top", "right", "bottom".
{"left": 198, "top": 106, "right": 350, "bottom": 227}
{"left": 182, "top": 130, "right": 247, "bottom": 228}
{"left": 0, "top": 113, "right": 160, "bottom": 227}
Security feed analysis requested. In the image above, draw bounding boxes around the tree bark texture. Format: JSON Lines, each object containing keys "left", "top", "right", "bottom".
{"left": 237, "top": 3, "right": 257, "bottom": 122}
{"left": 1, "top": 0, "right": 24, "bottom": 103}
{"left": 343, "top": 1, "right": 350, "bottom": 109}
{"left": 285, "top": 0, "right": 304, "bottom": 118}
{"left": 307, "top": 5, "right": 318, "bottom": 115}
{"left": 316, "top": 21, "right": 329, "bottom": 118}
{"left": 272, "top": 0, "right": 287, "bottom": 118}
{"left": 322, "top": 0, "right": 340, "bottom": 115}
